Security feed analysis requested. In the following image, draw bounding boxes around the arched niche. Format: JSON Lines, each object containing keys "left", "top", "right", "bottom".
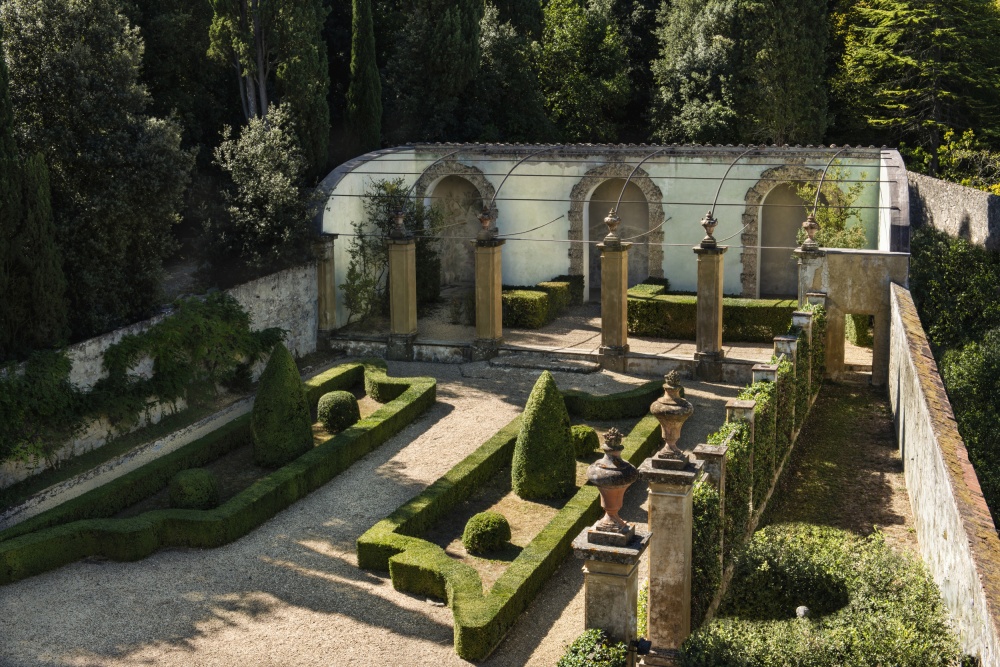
{"left": 568, "top": 163, "right": 665, "bottom": 296}
{"left": 413, "top": 161, "right": 498, "bottom": 287}
{"left": 739, "top": 164, "right": 823, "bottom": 297}
{"left": 587, "top": 179, "right": 650, "bottom": 289}
{"left": 759, "top": 184, "right": 806, "bottom": 297}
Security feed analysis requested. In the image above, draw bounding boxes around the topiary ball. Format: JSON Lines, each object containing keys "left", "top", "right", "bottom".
{"left": 317, "top": 390, "right": 361, "bottom": 433}
{"left": 571, "top": 424, "right": 600, "bottom": 458}
{"left": 462, "top": 510, "right": 512, "bottom": 555}
{"left": 251, "top": 342, "right": 313, "bottom": 468}
{"left": 169, "top": 468, "right": 219, "bottom": 510}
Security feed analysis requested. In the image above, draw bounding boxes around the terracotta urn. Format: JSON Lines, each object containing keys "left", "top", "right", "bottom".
{"left": 650, "top": 371, "right": 694, "bottom": 458}
{"left": 586, "top": 427, "right": 639, "bottom": 534}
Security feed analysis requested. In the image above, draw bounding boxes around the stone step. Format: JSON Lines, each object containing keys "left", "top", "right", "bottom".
{"left": 489, "top": 352, "right": 600, "bottom": 374}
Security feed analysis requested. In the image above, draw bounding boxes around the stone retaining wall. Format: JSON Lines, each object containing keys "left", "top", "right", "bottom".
{"left": 909, "top": 171, "right": 1000, "bottom": 250}
{"left": 888, "top": 283, "right": 1000, "bottom": 664}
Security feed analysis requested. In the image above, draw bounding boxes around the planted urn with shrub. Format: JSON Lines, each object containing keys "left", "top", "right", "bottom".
{"left": 251, "top": 342, "right": 313, "bottom": 468}
{"left": 511, "top": 370, "right": 576, "bottom": 499}
{"left": 169, "top": 468, "right": 219, "bottom": 510}
{"left": 318, "top": 390, "right": 360, "bottom": 433}
{"left": 462, "top": 510, "right": 511, "bottom": 555}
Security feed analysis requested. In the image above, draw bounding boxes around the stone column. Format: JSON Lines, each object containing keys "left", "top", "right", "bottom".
{"left": 316, "top": 233, "right": 338, "bottom": 342}
{"left": 638, "top": 457, "right": 703, "bottom": 665}
{"left": 573, "top": 533, "right": 651, "bottom": 645}
{"left": 473, "top": 238, "right": 505, "bottom": 361}
{"left": 387, "top": 236, "right": 417, "bottom": 361}
{"left": 598, "top": 210, "right": 631, "bottom": 373}
{"left": 693, "top": 213, "right": 727, "bottom": 382}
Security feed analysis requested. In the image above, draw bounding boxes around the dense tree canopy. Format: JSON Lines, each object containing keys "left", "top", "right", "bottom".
{"left": 345, "top": 0, "right": 382, "bottom": 155}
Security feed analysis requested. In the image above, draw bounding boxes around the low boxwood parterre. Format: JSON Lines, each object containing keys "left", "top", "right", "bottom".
{"left": 356, "top": 392, "right": 662, "bottom": 660}
{"left": 0, "top": 360, "right": 435, "bottom": 586}
{"left": 501, "top": 277, "right": 581, "bottom": 329}
{"left": 627, "top": 292, "right": 796, "bottom": 342}
{"left": 561, "top": 380, "right": 661, "bottom": 420}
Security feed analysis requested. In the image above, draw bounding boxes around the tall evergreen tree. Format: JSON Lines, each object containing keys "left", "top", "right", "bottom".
{"left": 345, "top": 0, "right": 382, "bottom": 155}
{"left": 1, "top": 0, "right": 193, "bottom": 340}
{"left": 384, "top": 0, "right": 484, "bottom": 142}
{"left": 836, "top": 0, "right": 1000, "bottom": 169}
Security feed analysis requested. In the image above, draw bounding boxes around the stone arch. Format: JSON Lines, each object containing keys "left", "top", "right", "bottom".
{"left": 739, "top": 164, "right": 830, "bottom": 297}
{"left": 413, "top": 160, "right": 498, "bottom": 220}
{"left": 567, "top": 163, "right": 665, "bottom": 281}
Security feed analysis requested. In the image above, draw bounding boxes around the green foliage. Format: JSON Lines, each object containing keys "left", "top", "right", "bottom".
{"left": 739, "top": 380, "right": 778, "bottom": 515}
{"left": 318, "top": 390, "right": 361, "bottom": 433}
{"left": 512, "top": 371, "right": 576, "bottom": 500}
{"left": 502, "top": 290, "right": 550, "bottom": 329}
{"left": 637, "top": 579, "right": 648, "bottom": 637}
{"left": 345, "top": 0, "right": 382, "bottom": 155}
{"left": 384, "top": 0, "right": 483, "bottom": 142}
{"left": 683, "top": 524, "right": 961, "bottom": 667}
{"left": 570, "top": 425, "right": 600, "bottom": 458}
{"left": 251, "top": 343, "right": 313, "bottom": 468}
{"left": 794, "top": 166, "right": 870, "bottom": 249}
{"left": 0, "top": 363, "right": 436, "bottom": 585}
{"left": 907, "top": 129, "right": 1000, "bottom": 193}
{"left": 1, "top": 0, "right": 194, "bottom": 340}
{"left": 210, "top": 104, "right": 318, "bottom": 284}
{"left": 845, "top": 313, "right": 873, "bottom": 347}
{"left": 710, "top": 420, "right": 752, "bottom": 565}
{"left": 791, "top": 327, "right": 810, "bottom": 431}
{"left": 774, "top": 356, "right": 795, "bottom": 457}
{"left": 804, "top": 304, "right": 827, "bottom": 392}
{"left": 340, "top": 178, "right": 443, "bottom": 322}
{"left": 91, "top": 292, "right": 283, "bottom": 427}
{"left": 169, "top": 468, "right": 220, "bottom": 510}
{"left": 692, "top": 479, "right": 722, "bottom": 629}
{"left": 835, "top": 0, "right": 1000, "bottom": 162}
{"left": 627, "top": 295, "right": 797, "bottom": 342}
{"left": 535, "top": 0, "right": 630, "bottom": 142}
{"left": 909, "top": 226, "right": 1000, "bottom": 352}
{"left": 461, "top": 510, "right": 511, "bottom": 555}
{"left": 357, "top": 412, "right": 661, "bottom": 660}
{"left": 562, "top": 381, "right": 662, "bottom": 421}
{"left": 941, "top": 329, "right": 1000, "bottom": 524}
{"left": 557, "top": 629, "right": 627, "bottom": 667}
{"left": 552, "top": 274, "right": 585, "bottom": 306}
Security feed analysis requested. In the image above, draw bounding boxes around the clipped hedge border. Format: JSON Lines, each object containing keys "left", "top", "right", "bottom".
{"left": 358, "top": 406, "right": 662, "bottom": 660}
{"left": 562, "top": 380, "right": 662, "bottom": 420}
{"left": 627, "top": 294, "right": 796, "bottom": 342}
{"left": 0, "top": 361, "right": 436, "bottom": 586}
{"left": 804, "top": 304, "right": 827, "bottom": 393}
{"left": 738, "top": 380, "right": 777, "bottom": 518}
{"left": 502, "top": 290, "right": 549, "bottom": 329}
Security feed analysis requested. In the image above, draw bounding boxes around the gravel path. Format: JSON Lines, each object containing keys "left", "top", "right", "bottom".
{"left": 0, "top": 361, "right": 739, "bottom": 667}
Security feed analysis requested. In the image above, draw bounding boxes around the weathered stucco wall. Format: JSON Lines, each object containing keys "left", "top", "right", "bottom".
{"left": 320, "top": 144, "right": 898, "bottom": 326}
{"left": 909, "top": 171, "right": 1000, "bottom": 250}
{"left": 888, "top": 284, "right": 1000, "bottom": 665}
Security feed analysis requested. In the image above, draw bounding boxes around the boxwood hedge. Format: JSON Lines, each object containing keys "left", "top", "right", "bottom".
{"left": 627, "top": 294, "right": 796, "bottom": 342}
{"left": 0, "top": 360, "right": 435, "bottom": 586}
{"left": 357, "top": 386, "right": 662, "bottom": 660}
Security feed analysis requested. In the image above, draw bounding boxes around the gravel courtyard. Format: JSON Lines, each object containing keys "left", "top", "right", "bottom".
{"left": 0, "top": 360, "right": 740, "bottom": 667}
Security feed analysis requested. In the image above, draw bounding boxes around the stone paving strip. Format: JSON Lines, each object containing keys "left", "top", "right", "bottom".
{"left": 0, "top": 360, "right": 739, "bottom": 667}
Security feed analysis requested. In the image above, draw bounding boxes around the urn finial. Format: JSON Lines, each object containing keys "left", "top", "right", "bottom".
{"left": 586, "top": 428, "right": 639, "bottom": 544}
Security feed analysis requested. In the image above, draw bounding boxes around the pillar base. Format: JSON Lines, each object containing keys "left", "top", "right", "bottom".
{"left": 695, "top": 358, "right": 724, "bottom": 382}
{"left": 471, "top": 337, "right": 501, "bottom": 361}
{"left": 387, "top": 333, "right": 416, "bottom": 361}
{"left": 599, "top": 345, "right": 629, "bottom": 373}
{"left": 641, "top": 648, "right": 682, "bottom": 666}
{"left": 573, "top": 528, "right": 650, "bottom": 645}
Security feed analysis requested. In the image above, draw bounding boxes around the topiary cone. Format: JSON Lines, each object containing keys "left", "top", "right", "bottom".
{"left": 251, "top": 342, "right": 313, "bottom": 467}
{"left": 512, "top": 370, "right": 576, "bottom": 499}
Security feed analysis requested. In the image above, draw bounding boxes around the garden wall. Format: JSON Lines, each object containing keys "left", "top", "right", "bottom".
{"left": 909, "top": 172, "right": 1000, "bottom": 251}
{"left": 888, "top": 283, "right": 1000, "bottom": 665}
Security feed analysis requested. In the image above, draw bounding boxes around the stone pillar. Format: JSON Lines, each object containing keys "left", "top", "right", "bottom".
{"left": 573, "top": 532, "right": 651, "bottom": 645}
{"left": 638, "top": 457, "right": 703, "bottom": 665}
{"left": 805, "top": 292, "right": 827, "bottom": 310}
{"left": 387, "top": 238, "right": 417, "bottom": 361}
{"left": 773, "top": 335, "right": 798, "bottom": 371}
{"left": 692, "top": 442, "right": 728, "bottom": 576}
{"left": 693, "top": 244, "right": 728, "bottom": 382}
{"left": 316, "top": 234, "right": 338, "bottom": 340}
{"left": 472, "top": 239, "right": 505, "bottom": 361}
{"left": 752, "top": 363, "right": 778, "bottom": 384}
{"left": 599, "top": 240, "right": 631, "bottom": 373}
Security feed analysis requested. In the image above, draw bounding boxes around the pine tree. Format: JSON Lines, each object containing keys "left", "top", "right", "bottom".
{"left": 384, "top": 0, "right": 484, "bottom": 142}
{"left": 345, "top": 0, "right": 382, "bottom": 155}
{"left": 838, "top": 0, "right": 1000, "bottom": 168}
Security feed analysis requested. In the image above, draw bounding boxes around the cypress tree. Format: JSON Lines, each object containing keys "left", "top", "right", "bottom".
{"left": 345, "top": 0, "right": 382, "bottom": 156}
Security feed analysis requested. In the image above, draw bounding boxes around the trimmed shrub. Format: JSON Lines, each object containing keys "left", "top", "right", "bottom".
{"left": 562, "top": 380, "right": 661, "bottom": 420}
{"left": 557, "top": 629, "right": 627, "bottom": 667}
{"left": 845, "top": 313, "right": 873, "bottom": 347}
{"left": 739, "top": 380, "right": 778, "bottom": 513}
{"left": 683, "top": 524, "right": 961, "bottom": 667}
{"left": 168, "top": 469, "right": 219, "bottom": 510}
{"left": 805, "top": 304, "right": 827, "bottom": 393}
{"left": 774, "top": 356, "right": 795, "bottom": 457}
{"left": 792, "top": 327, "right": 810, "bottom": 431}
{"left": 627, "top": 295, "right": 796, "bottom": 342}
{"left": 691, "top": 479, "right": 722, "bottom": 630}
{"left": 710, "top": 420, "right": 752, "bottom": 566}
{"left": 571, "top": 424, "right": 600, "bottom": 458}
{"left": 628, "top": 283, "right": 667, "bottom": 297}
{"left": 536, "top": 281, "right": 571, "bottom": 320}
{"left": 251, "top": 343, "right": 313, "bottom": 468}
{"left": 462, "top": 511, "right": 511, "bottom": 555}
{"left": 502, "top": 290, "right": 549, "bottom": 329}
{"left": 552, "top": 274, "right": 585, "bottom": 306}
{"left": 512, "top": 371, "right": 576, "bottom": 499}
{"left": 318, "top": 390, "right": 360, "bottom": 433}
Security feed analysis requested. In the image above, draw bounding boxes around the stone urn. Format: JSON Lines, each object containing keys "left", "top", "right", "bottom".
{"left": 700, "top": 210, "right": 718, "bottom": 248}
{"left": 650, "top": 371, "right": 694, "bottom": 462}
{"left": 604, "top": 208, "right": 622, "bottom": 244}
{"left": 800, "top": 213, "right": 820, "bottom": 251}
{"left": 586, "top": 427, "right": 639, "bottom": 545}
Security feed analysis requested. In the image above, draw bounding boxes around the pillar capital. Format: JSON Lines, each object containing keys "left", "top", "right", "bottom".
{"left": 752, "top": 363, "right": 778, "bottom": 384}
{"left": 692, "top": 245, "right": 728, "bottom": 256}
